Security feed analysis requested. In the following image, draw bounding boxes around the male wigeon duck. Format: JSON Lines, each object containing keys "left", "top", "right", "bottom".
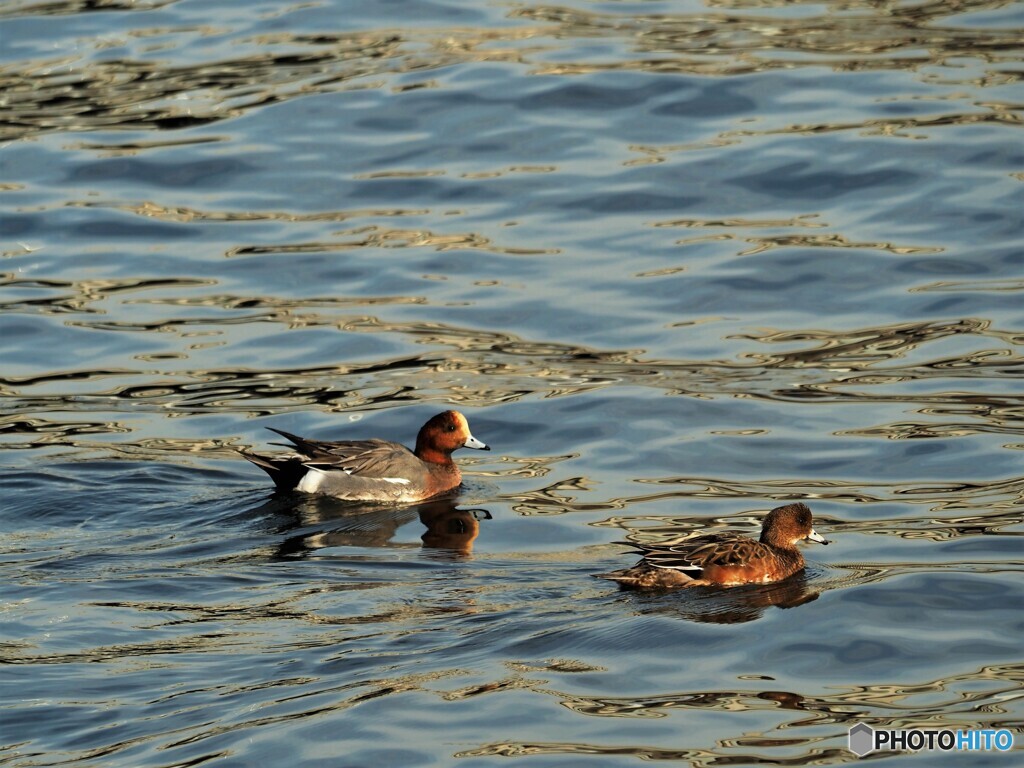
{"left": 597, "top": 503, "right": 829, "bottom": 589}
{"left": 243, "top": 410, "right": 489, "bottom": 502}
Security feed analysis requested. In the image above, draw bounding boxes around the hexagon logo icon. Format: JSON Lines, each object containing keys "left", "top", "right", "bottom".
{"left": 849, "top": 723, "right": 875, "bottom": 757}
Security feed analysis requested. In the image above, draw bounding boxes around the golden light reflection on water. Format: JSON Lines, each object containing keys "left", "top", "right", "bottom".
{"left": 225, "top": 225, "right": 558, "bottom": 257}
{"left": 69, "top": 200, "right": 432, "bottom": 224}
{"left": 725, "top": 107, "right": 1024, "bottom": 140}
{"left": 3, "top": 304, "right": 1023, "bottom": 469}
{"left": 456, "top": 740, "right": 850, "bottom": 764}
{"left": 488, "top": 469, "right": 1024, "bottom": 527}
{"left": 625, "top": 473, "right": 1024, "bottom": 510}
{"left": 450, "top": 661, "right": 1024, "bottom": 763}
{"left": 53, "top": 201, "right": 554, "bottom": 258}
{"left": 453, "top": 662, "right": 1023, "bottom": 763}
{"left": 2, "top": 0, "right": 1020, "bottom": 145}
{"left": 0, "top": 274, "right": 216, "bottom": 314}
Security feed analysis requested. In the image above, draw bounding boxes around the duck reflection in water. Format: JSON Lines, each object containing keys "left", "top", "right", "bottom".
{"left": 621, "top": 571, "right": 820, "bottom": 625}
{"left": 418, "top": 500, "right": 492, "bottom": 555}
{"left": 256, "top": 495, "right": 491, "bottom": 559}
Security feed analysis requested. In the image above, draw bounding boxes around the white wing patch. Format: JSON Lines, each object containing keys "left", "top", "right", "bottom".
{"left": 297, "top": 468, "right": 325, "bottom": 493}
{"left": 297, "top": 469, "right": 410, "bottom": 494}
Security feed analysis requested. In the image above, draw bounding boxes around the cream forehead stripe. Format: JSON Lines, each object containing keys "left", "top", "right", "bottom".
{"left": 453, "top": 412, "right": 469, "bottom": 432}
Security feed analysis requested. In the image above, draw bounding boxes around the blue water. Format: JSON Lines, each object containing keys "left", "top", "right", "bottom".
{"left": 2, "top": 0, "right": 1023, "bottom": 765}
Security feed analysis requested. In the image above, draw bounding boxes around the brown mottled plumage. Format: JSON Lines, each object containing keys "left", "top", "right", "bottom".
{"left": 597, "top": 503, "right": 830, "bottom": 589}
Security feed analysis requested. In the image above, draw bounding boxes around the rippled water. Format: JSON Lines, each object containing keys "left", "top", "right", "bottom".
{"left": 3, "top": 0, "right": 1024, "bottom": 765}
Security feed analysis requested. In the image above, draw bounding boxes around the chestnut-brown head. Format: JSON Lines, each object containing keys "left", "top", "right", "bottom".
{"left": 415, "top": 410, "right": 489, "bottom": 464}
{"left": 759, "top": 503, "right": 829, "bottom": 549}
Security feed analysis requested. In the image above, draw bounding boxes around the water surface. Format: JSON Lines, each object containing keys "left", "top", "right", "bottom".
{"left": 2, "top": 0, "right": 1024, "bottom": 765}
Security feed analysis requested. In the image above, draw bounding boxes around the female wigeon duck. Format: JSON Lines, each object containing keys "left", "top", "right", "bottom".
{"left": 243, "top": 410, "right": 489, "bottom": 503}
{"left": 597, "top": 503, "right": 829, "bottom": 589}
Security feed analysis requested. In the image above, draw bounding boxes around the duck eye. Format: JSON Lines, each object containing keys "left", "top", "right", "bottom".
{"left": 446, "top": 424, "right": 456, "bottom": 432}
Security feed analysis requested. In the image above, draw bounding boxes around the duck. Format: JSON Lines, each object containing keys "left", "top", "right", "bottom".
{"left": 597, "top": 503, "right": 829, "bottom": 589}
{"left": 242, "top": 410, "right": 490, "bottom": 502}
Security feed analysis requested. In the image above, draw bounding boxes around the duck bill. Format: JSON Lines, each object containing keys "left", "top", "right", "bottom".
{"left": 463, "top": 434, "right": 490, "bottom": 451}
{"left": 807, "top": 528, "right": 830, "bottom": 545}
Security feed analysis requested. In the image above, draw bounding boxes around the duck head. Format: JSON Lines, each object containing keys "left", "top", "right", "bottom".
{"left": 760, "top": 503, "right": 830, "bottom": 548}
{"left": 415, "top": 410, "right": 490, "bottom": 463}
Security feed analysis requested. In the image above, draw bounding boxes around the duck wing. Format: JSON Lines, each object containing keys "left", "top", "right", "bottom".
{"left": 266, "top": 428, "right": 416, "bottom": 479}
{"left": 624, "top": 534, "right": 770, "bottom": 577}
